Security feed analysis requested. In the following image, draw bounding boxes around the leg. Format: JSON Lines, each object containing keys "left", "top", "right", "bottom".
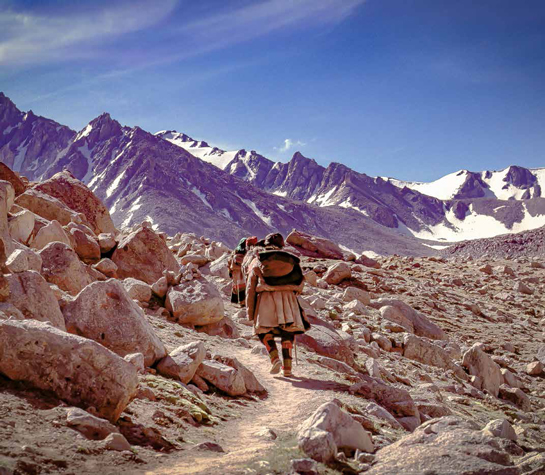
{"left": 258, "top": 332, "right": 281, "bottom": 374}
{"left": 281, "top": 331, "right": 295, "bottom": 377}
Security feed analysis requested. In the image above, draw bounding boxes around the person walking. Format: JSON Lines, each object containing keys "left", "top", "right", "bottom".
{"left": 228, "top": 238, "right": 248, "bottom": 306}
{"left": 246, "top": 233, "right": 308, "bottom": 377}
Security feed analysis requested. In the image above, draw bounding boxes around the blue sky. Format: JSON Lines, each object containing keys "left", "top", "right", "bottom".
{"left": 1, "top": 0, "right": 544, "bottom": 181}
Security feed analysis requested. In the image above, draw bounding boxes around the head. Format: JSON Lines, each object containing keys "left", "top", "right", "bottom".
{"left": 264, "top": 232, "right": 284, "bottom": 249}
{"left": 246, "top": 236, "right": 258, "bottom": 248}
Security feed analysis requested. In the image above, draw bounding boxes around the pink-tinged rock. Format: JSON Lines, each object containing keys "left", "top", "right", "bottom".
{"left": 350, "top": 375, "right": 421, "bottom": 431}
{"left": 0, "top": 162, "right": 26, "bottom": 196}
{"left": 372, "top": 298, "right": 446, "bottom": 340}
{"left": 62, "top": 279, "right": 167, "bottom": 367}
{"left": 5, "top": 270, "right": 65, "bottom": 330}
{"left": 195, "top": 360, "right": 246, "bottom": 396}
{"left": 39, "top": 241, "right": 95, "bottom": 295}
{"left": 15, "top": 189, "right": 83, "bottom": 227}
{"left": 69, "top": 227, "right": 101, "bottom": 263}
{"left": 462, "top": 344, "right": 503, "bottom": 397}
{"left": 298, "top": 402, "right": 374, "bottom": 463}
{"left": 8, "top": 209, "right": 34, "bottom": 244}
{"left": 165, "top": 277, "right": 224, "bottom": 326}
{"left": 323, "top": 262, "right": 351, "bottom": 285}
{"left": 31, "top": 219, "right": 72, "bottom": 250}
{"left": 0, "top": 319, "right": 138, "bottom": 423}
{"left": 112, "top": 226, "right": 179, "bottom": 284}
{"left": 156, "top": 341, "right": 206, "bottom": 384}
{"left": 93, "top": 258, "right": 118, "bottom": 278}
{"left": 286, "top": 230, "right": 345, "bottom": 260}
{"left": 297, "top": 318, "right": 354, "bottom": 366}
{"left": 34, "top": 171, "right": 115, "bottom": 234}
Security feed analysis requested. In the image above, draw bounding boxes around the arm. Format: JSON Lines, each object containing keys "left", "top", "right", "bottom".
{"left": 246, "top": 268, "right": 259, "bottom": 321}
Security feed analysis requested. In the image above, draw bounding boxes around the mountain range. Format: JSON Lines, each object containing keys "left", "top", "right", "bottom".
{"left": 1, "top": 91, "right": 544, "bottom": 254}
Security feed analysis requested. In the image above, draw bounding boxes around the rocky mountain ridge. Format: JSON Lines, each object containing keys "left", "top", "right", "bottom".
{"left": 2, "top": 92, "right": 545, "bottom": 253}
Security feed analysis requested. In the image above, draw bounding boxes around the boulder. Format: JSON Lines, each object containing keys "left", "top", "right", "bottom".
{"left": 112, "top": 226, "right": 179, "bottom": 284}
{"left": 93, "top": 258, "right": 118, "bottom": 278}
{"left": 181, "top": 254, "right": 210, "bottom": 267}
{"left": 212, "top": 354, "right": 266, "bottom": 394}
{"left": 304, "top": 270, "right": 318, "bottom": 286}
{"left": 69, "top": 227, "right": 101, "bottom": 263}
{"left": 350, "top": 375, "right": 421, "bottom": 431}
{"left": 151, "top": 276, "right": 168, "bottom": 298}
{"left": 297, "top": 402, "right": 374, "bottom": 463}
{"left": 62, "top": 279, "right": 167, "bottom": 366}
{"left": 356, "top": 254, "right": 380, "bottom": 268}
{"left": 380, "top": 305, "right": 415, "bottom": 333}
{"left": 297, "top": 319, "right": 354, "bottom": 366}
{"left": 65, "top": 407, "right": 119, "bottom": 440}
{"left": 4, "top": 270, "right": 65, "bottom": 330}
{"left": 124, "top": 353, "right": 145, "bottom": 373}
{"left": 195, "top": 360, "right": 246, "bottom": 396}
{"left": 15, "top": 189, "right": 82, "bottom": 227}
{"left": 372, "top": 298, "right": 445, "bottom": 340}
{"left": 286, "top": 230, "right": 345, "bottom": 260}
{"left": 0, "top": 180, "right": 15, "bottom": 236}
{"left": 0, "top": 162, "right": 26, "bottom": 196}
{"left": 498, "top": 385, "right": 532, "bottom": 412}
{"left": 368, "top": 417, "right": 518, "bottom": 475}
{"left": 0, "top": 319, "right": 138, "bottom": 423}
{"left": 34, "top": 171, "right": 115, "bottom": 234}
{"left": 98, "top": 233, "right": 116, "bottom": 253}
{"left": 31, "top": 219, "right": 72, "bottom": 250}
{"left": 156, "top": 341, "right": 205, "bottom": 384}
{"left": 343, "top": 287, "right": 370, "bottom": 305}
{"left": 515, "top": 281, "right": 533, "bottom": 295}
{"left": 122, "top": 278, "right": 152, "bottom": 303}
{"left": 482, "top": 419, "right": 517, "bottom": 441}
{"left": 6, "top": 246, "right": 42, "bottom": 273}
{"left": 323, "top": 262, "right": 351, "bottom": 285}
{"left": 344, "top": 299, "right": 367, "bottom": 316}
{"left": 403, "top": 335, "right": 467, "bottom": 380}
{"left": 166, "top": 277, "right": 224, "bottom": 326}
{"left": 208, "top": 254, "right": 230, "bottom": 280}
{"left": 462, "top": 344, "right": 503, "bottom": 397}
{"left": 39, "top": 241, "right": 95, "bottom": 295}
{"left": 526, "top": 361, "right": 543, "bottom": 376}
{"left": 195, "top": 315, "right": 240, "bottom": 339}
{"left": 8, "top": 209, "right": 34, "bottom": 244}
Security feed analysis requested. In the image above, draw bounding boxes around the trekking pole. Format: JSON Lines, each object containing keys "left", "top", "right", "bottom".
{"left": 294, "top": 335, "right": 298, "bottom": 366}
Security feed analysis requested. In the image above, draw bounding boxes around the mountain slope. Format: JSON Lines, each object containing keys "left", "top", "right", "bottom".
{"left": 2, "top": 92, "right": 545, "bottom": 252}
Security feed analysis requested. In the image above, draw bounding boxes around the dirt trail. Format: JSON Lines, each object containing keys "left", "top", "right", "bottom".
{"left": 150, "top": 343, "right": 347, "bottom": 475}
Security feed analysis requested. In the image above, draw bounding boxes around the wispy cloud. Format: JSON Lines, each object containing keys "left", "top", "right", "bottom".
{"left": 0, "top": 0, "right": 365, "bottom": 68}
{"left": 0, "top": 0, "right": 178, "bottom": 66}
{"left": 276, "top": 138, "right": 306, "bottom": 153}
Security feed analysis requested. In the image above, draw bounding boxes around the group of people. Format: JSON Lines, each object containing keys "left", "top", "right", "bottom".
{"left": 227, "top": 233, "right": 309, "bottom": 378}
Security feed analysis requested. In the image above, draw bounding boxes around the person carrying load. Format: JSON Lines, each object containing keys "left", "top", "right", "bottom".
{"left": 246, "top": 232, "right": 309, "bottom": 377}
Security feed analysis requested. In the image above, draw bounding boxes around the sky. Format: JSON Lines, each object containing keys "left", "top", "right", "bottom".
{"left": 1, "top": 0, "right": 544, "bottom": 181}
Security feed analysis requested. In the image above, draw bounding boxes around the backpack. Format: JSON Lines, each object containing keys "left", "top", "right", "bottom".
{"left": 258, "top": 250, "right": 304, "bottom": 286}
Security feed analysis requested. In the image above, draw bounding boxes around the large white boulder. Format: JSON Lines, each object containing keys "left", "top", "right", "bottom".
{"left": 298, "top": 402, "right": 374, "bottom": 463}
{"left": 112, "top": 226, "right": 179, "bottom": 284}
{"left": 166, "top": 277, "right": 224, "bottom": 326}
{"left": 122, "top": 278, "right": 152, "bottom": 303}
{"left": 34, "top": 171, "right": 115, "bottom": 234}
{"left": 8, "top": 209, "right": 34, "bottom": 244}
{"left": 195, "top": 360, "right": 246, "bottom": 396}
{"left": 5, "top": 270, "right": 65, "bottom": 330}
{"left": 39, "top": 241, "right": 94, "bottom": 295}
{"left": 323, "top": 262, "right": 351, "bottom": 285}
{"left": 373, "top": 298, "right": 446, "bottom": 340}
{"left": 156, "top": 341, "right": 205, "bottom": 384}
{"left": 0, "top": 319, "right": 138, "bottom": 423}
{"left": 31, "top": 220, "right": 72, "bottom": 250}
{"left": 6, "top": 246, "right": 42, "bottom": 273}
{"left": 62, "top": 279, "right": 167, "bottom": 366}
{"left": 462, "top": 344, "right": 503, "bottom": 397}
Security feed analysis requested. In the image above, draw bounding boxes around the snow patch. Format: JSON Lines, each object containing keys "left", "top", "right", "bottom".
{"left": 239, "top": 195, "right": 272, "bottom": 226}
{"left": 191, "top": 187, "right": 213, "bottom": 209}
{"left": 273, "top": 190, "right": 288, "bottom": 197}
{"left": 338, "top": 198, "right": 369, "bottom": 216}
{"left": 75, "top": 124, "right": 93, "bottom": 141}
{"left": 13, "top": 141, "right": 29, "bottom": 172}
{"left": 106, "top": 170, "right": 126, "bottom": 198}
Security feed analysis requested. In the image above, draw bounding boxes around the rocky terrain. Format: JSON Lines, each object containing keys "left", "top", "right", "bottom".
{"left": 2, "top": 92, "right": 545, "bottom": 256}
{"left": 443, "top": 225, "right": 545, "bottom": 260}
{"left": 1, "top": 163, "right": 545, "bottom": 475}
